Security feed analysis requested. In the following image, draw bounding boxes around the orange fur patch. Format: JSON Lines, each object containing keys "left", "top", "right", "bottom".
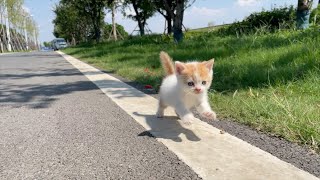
{"left": 180, "top": 63, "right": 212, "bottom": 82}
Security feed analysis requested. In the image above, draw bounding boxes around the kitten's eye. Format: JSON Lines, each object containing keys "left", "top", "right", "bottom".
{"left": 202, "top": 81, "right": 207, "bottom": 85}
{"left": 187, "top": 82, "right": 194, "bottom": 86}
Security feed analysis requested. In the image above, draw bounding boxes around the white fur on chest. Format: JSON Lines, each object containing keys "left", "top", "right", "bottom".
{"left": 183, "top": 93, "right": 203, "bottom": 109}
{"left": 159, "top": 75, "right": 205, "bottom": 110}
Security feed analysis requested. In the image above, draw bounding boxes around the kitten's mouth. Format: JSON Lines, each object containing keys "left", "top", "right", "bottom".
{"left": 194, "top": 91, "right": 202, "bottom": 94}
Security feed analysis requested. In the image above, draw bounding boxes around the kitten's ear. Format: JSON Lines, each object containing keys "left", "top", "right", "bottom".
{"left": 175, "top": 61, "right": 185, "bottom": 74}
{"left": 204, "top": 59, "right": 215, "bottom": 70}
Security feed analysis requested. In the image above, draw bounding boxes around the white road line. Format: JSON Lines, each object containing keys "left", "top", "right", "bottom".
{"left": 58, "top": 51, "right": 319, "bottom": 180}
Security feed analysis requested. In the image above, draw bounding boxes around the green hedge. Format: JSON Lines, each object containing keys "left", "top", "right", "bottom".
{"left": 218, "top": 6, "right": 296, "bottom": 36}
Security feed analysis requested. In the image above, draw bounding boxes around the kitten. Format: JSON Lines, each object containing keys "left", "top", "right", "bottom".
{"left": 157, "top": 51, "right": 217, "bottom": 124}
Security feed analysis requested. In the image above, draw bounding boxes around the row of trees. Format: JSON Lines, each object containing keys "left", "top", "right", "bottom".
{"left": 53, "top": 0, "right": 195, "bottom": 44}
{"left": 0, "top": 0, "right": 39, "bottom": 52}
{"left": 53, "top": 0, "right": 318, "bottom": 45}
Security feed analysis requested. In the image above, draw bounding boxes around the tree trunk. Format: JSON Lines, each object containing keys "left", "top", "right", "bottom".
{"left": 93, "top": 7, "right": 101, "bottom": 43}
{"left": 15, "top": 31, "right": 23, "bottom": 51}
{"left": 23, "top": 18, "right": 29, "bottom": 50}
{"left": 138, "top": 21, "right": 145, "bottom": 36}
{"left": 131, "top": 0, "right": 145, "bottom": 36}
{"left": 0, "top": 42, "right": 3, "bottom": 53}
{"left": 4, "top": 0, "right": 12, "bottom": 52}
{"left": 168, "top": 0, "right": 174, "bottom": 35}
{"left": 162, "top": 0, "right": 175, "bottom": 35}
{"left": 173, "top": 0, "right": 184, "bottom": 42}
{"left": 166, "top": 15, "right": 172, "bottom": 34}
{"left": 93, "top": 22, "right": 101, "bottom": 42}
{"left": 112, "top": 3, "right": 117, "bottom": 40}
{"left": 296, "top": 0, "right": 313, "bottom": 29}
{"left": 71, "top": 34, "right": 76, "bottom": 46}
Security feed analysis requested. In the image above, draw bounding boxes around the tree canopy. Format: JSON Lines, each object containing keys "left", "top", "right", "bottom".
{"left": 0, "top": 0, "right": 39, "bottom": 52}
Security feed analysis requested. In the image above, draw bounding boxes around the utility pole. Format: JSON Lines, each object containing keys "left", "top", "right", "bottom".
{"left": 4, "top": 0, "right": 12, "bottom": 52}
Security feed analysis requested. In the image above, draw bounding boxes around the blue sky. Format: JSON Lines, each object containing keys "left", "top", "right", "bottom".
{"left": 23, "top": 0, "right": 318, "bottom": 43}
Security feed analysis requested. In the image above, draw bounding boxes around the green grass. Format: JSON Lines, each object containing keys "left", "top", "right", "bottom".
{"left": 63, "top": 28, "right": 320, "bottom": 152}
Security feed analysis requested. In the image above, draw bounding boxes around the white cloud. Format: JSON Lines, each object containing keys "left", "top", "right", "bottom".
{"left": 189, "top": 6, "right": 226, "bottom": 17}
{"left": 183, "top": 6, "right": 227, "bottom": 29}
{"left": 235, "top": 0, "right": 260, "bottom": 7}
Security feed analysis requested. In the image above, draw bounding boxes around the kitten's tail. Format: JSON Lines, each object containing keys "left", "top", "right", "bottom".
{"left": 160, "top": 51, "right": 175, "bottom": 75}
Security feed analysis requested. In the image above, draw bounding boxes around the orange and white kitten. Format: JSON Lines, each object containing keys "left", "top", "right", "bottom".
{"left": 157, "top": 51, "right": 217, "bottom": 124}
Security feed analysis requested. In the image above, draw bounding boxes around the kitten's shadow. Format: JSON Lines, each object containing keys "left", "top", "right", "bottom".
{"left": 133, "top": 112, "right": 201, "bottom": 142}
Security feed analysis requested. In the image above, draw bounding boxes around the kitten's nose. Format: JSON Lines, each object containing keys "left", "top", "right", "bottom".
{"left": 195, "top": 87, "right": 202, "bottom": 92}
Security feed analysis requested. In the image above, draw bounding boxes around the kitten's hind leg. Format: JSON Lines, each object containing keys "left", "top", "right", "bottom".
{"left": 156, "top": 100, "right": 167, "bottom": 118}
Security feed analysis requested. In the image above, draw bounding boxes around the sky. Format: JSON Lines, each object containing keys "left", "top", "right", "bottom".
{"left": 23, "top": 0, "right": 319, "bottom": 44}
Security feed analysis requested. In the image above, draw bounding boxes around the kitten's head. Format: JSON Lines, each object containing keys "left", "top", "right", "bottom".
{"left": 175, "top": 60, "right": 214, "bottom": 95}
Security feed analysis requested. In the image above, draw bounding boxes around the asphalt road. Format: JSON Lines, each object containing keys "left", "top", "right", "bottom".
{"left": 0, "top": 52, "right": 201, "bottom": 179}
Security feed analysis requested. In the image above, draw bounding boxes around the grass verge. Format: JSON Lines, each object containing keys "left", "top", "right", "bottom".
{"left": 62, "top": 28, "right": 320, "bottom": 152}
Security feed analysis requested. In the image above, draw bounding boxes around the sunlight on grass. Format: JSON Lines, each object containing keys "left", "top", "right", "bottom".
{"left": 63, "top": 28, "right": 320, "bottom": 152}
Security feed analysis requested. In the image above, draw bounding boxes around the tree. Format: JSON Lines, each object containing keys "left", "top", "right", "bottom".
{"left": 54, "top": 0, "right": 109, "bottom": 43}
{"left": 53, "top": 0, "right": 110, "bottom": 44}
{"left": 111, "top": 2, "right": 117, "bottom": 40}
{"left": 0, "top": 0, "right": 38, "bottom": 52}
{"left": 53, "top": 2, "right": 90, "bottom": 44}
{"left": 152, "top": 0, "right": 174, "bottom": 34}
{"left": 74, "top": 0, "right": 108, "bottom": 42}
{"left": 102, "top": 23, "right": 128, "bottom": 40}
{"left": 156, "top": 0, "right": 195, "bottom": 42}
{"left": 123, "top": 0, "right": 156, "bottom": 36}
{"left": 43, "top": 41, "right": 52, "bottom": 47}
{"left": 296, "top": 0, "right": 313, "bottom": 29}
{"left": 106, "top": 0, "right": 122, "bottom": 41}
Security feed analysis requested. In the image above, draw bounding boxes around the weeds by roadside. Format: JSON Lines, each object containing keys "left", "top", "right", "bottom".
{"left": 63, "top": 27, "right": 320, "bottom": 152}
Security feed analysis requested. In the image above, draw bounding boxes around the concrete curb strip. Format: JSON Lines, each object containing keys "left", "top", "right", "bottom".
{"left": 57, "top": 51, "right": 319, "bottom": 180}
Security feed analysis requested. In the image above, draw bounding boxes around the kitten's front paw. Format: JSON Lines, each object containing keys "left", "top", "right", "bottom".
{"left": 201, "top": 111, "right": 217, "bottom": 120}
{"left": 181, "top": 114, "right": 195, "bottom": 125}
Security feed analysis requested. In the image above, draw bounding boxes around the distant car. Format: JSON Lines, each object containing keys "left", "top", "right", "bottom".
{"left": 52, "top": 38, "right": 67, "bottom": 51}
{"left": 41, "top": 46, "right": 53, "bottom": 51}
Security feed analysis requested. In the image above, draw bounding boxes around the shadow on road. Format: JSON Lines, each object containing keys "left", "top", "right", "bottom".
{"left": 0, "top": 68, "right": 83, "bottom": 80}
{"left": 0, "top": 51, "right": 151, "bottom": 109}
{"left": 2, "top": 52, "right": 61, "bottom": 58}
{"left": 133, "top": 112, "right": 201, "bottom": 142}
{"left": 0, "top": 80, "right": 99, "bottom": 109}
{"left": 0, "top": 52, "right": 104, "bottom": 109}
